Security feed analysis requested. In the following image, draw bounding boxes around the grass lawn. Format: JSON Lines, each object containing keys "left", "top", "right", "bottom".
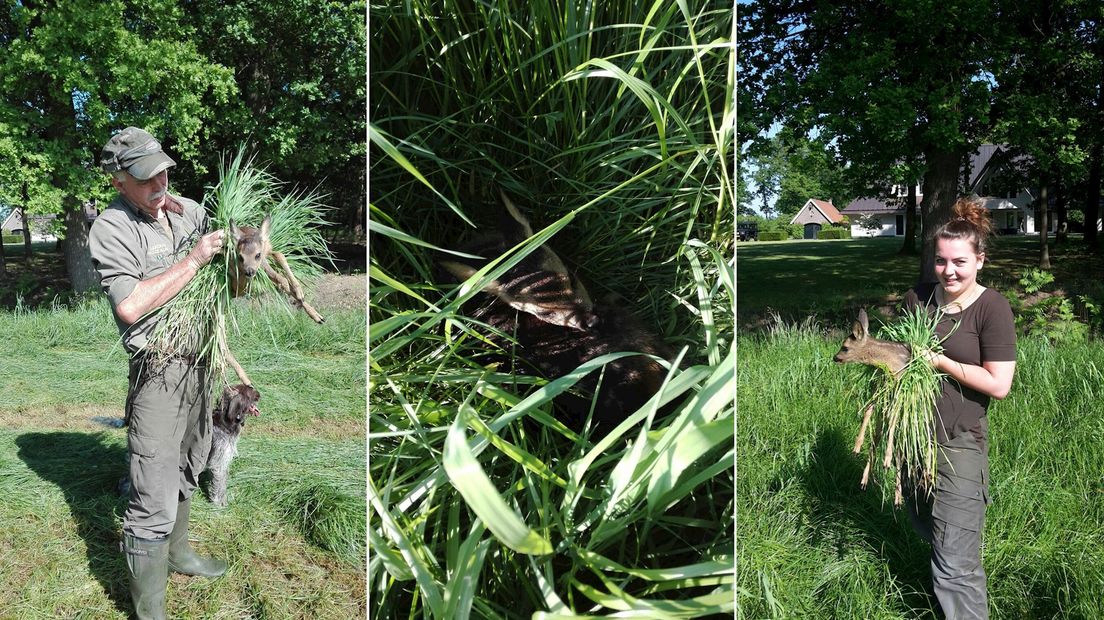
{"left": 737, "top": 235, "right": 1104, "bottom": 618}
{"left": 0, "top": 291, "right": 366, "bottom": 618}
{"left": 736, "top": 234, "right": 1104, "bottom": 329}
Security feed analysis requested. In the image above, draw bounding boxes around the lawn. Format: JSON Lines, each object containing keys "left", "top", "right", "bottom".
{"left": 0, "top": 288, "right": 366, "bottom": 618}
{"left": 736, "top": 234, "right": 1104, "bottom": 329}
{"left": 737, "top": 235, "right": 1104, "bottom": 618}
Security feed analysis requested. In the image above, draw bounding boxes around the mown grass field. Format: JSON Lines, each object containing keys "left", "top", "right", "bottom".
{"left": 737, "top": 236, "right": 1104, "bottom": 618}
{"left": 735, "top": 234, "right": 1104, "bottom": 329}
{"left": 0, "top": 285, "right": 366, "bottom": 619}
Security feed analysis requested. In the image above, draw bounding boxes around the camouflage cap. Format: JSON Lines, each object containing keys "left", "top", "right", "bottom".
{"left": 99, "top": 127, "right": 176, "bottom": 180}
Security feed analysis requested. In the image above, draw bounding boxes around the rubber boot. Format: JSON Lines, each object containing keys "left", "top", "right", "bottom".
{"left": 123, "top": 534, "right": 169, "bottom": 620}
{"left": 167, "top": 496, "right": 227, "bottom": 577}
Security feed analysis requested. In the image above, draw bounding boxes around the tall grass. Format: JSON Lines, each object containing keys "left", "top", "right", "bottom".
{"left": 738, "top": 319, "right": 1104, "bottom": 618}
{"left": 369, "top": 2, "right": 734, "bottom": 617}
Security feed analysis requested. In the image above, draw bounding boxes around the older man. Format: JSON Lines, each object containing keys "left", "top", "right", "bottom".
{"left": 88, "top": 127, "right": 225, "bottom": 619}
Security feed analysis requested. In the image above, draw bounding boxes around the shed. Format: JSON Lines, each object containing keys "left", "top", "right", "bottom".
{"left": 789, "top": 199, "right": 844, "bottom": 239}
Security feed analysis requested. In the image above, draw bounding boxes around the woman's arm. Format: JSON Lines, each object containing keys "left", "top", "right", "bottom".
{"left": 930, "top": 356, "right": 1016, "bottom": 400}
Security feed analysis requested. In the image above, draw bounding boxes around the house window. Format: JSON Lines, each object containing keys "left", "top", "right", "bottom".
{"left": 895, "top": 215, "right": 904, "bottom": 235}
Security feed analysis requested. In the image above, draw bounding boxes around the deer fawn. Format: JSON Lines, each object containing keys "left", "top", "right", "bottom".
{"left": 833, "top": 308, "right": 911, "bottom": 375}
{"left": 220, "top": 215, "right": 325, "bottom": 386}
{"left": 833, "top": 308, "right": 913, "bottom": 455}
{"left": 439, "top": 192, "right": 675, "bottom": 435}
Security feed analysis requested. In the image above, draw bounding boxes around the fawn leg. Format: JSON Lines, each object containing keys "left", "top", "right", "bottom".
{"left": 853, "top": 403, "right": 874, "bottom": 454}
{"left": 265, "top": 252, "right": 325, "bottom": 324}
{"left": 223, "top": 345, "right": 252, "bottom": 386}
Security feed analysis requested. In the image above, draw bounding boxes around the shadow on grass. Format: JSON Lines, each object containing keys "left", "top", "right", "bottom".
{"left": 789, "top": 427, "right": 939, "bottom": 618}
{"left": 16, "top": 431, "right": 130, "bottom": 616}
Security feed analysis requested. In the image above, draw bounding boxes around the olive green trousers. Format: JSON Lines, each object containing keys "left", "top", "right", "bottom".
{"left": 123, "top": 356, "right": 211, "bottom": 540}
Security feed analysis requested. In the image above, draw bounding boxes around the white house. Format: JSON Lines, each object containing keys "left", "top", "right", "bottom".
{"left": 842, "top": 144, "right": 1055, "bottom": 238}
{"left": 788, "top": 198, "right": 845, "bottom": 239}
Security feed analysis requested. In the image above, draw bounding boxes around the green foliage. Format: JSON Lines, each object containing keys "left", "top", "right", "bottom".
{"left": 1019, "top": 268, "right": 1055, "bottom": 294}
{"left": 758, "top": 218, "right": 802, "bottom": 240}
{"left": 0, "top": 1, "right": 237, "bottom": 212}
{"left": 370, "top": 3, "right": 734, "bottom": 613}
{"left": 816, "top": 228, "right": 850, "bottom": 240}
{"left": 864, "top": 306, "right": 946, "bottom": 498}
{"left": 745, "top": 128, "right": 853, "bottom": 218}
{"left": 855, "top": 213, "right": 883, "bottom": 232}
{"left": 757, "top": 231, "right": 788, "bottom": 241}
{"left": 1018, "top": 294, "right": 1087, "bottom": 344}
{"left": 178, "top": 0, "right": 366, "bottom": 230}
{"left": 1014, "top": 269, "right": 1087, "bottom": 343}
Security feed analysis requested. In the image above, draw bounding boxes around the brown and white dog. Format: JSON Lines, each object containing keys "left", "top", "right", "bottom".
{"left": 206, "top": 383, "right": 261, "bottom": 506}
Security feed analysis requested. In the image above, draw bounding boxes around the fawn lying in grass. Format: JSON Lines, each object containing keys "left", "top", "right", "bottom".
{"left": 440, "top": 192, "right": 675, "bottom": 435}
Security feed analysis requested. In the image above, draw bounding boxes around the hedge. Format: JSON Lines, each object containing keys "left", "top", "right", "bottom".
{"left": 758, "top": 231, "right": 788, "bottom": 241}
{"left": 1, "top": 235, "right": 21, "bottom": 245}
{"left": 816, "top": 228, "right": 852, "bottom": 240}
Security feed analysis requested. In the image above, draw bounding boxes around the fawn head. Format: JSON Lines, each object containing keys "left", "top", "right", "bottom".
{"left": 833, "top": 309, "right": 912, "bottom": 375}
{"left": 229, "top": 215, "right": 272, "bottom": 279}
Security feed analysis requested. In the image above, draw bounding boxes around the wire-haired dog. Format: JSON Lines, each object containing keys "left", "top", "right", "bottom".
{"left": 206, "top": 383, "right": 261, "bottom": 506}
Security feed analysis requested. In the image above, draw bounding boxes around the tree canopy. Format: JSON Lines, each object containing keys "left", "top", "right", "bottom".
{"left": 0, "top": 0, "right": 365, "bottom": 290}
{"left": 743, "top": 1, "right": 1104, "bottom": 269}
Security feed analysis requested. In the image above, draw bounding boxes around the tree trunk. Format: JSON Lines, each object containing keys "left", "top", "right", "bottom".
{"left": 1054, "top": 175, "right": 1068, "bottom": 243}
{"left": 18, "top": 209, "right": 33, "bottom": 257}
{"left": 1038, "top": 177, "right": 1051, "bottom": 269}
{"left": 1086, "top": 140, "right": 1101, "bottom": 251}
{"left": 918, "top": 148, "right": 961, "bottom": 284}
{"left": 898, "top": 180, "right": 918, "bottom": 255}
{"left": 63, "top": 199, "right": 99, "bottom": 293}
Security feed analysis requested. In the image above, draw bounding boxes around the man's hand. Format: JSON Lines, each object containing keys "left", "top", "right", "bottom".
{"left": 186, "top": 230, "right": 226, "bottom": 270}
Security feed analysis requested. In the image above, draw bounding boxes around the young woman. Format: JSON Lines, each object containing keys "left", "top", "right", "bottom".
{"left": 903, "top": 197, "right": 1017, "bottom": 620}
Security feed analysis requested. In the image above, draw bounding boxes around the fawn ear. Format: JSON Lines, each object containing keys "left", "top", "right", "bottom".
{"left": 500, "top": 191, "right": 535, "bottom": 239}
{"left": 853, "top": 309, "right": 870, "bottom": 340}
{"left": 260, "top": 214, "right": 272, "bottom": 239}
{"left": 229, "top": 219, "right": 241, "bottom": 243}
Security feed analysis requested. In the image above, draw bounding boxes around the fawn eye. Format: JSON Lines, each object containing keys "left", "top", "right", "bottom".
{"left": 254, "top": 253, "right": 262, "bottom": 260}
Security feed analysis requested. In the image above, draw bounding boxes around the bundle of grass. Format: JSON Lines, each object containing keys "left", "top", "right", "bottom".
{"left": 836, "top": 306, "right": 948, "bottom": 505}
{"left": 144, "top": 147, "right": 333, "bottom": 391}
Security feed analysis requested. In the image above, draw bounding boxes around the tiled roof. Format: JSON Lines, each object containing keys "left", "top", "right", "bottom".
{"left": 810, "top": 199, "right": 844, "bottom": 222}
{"left": 841, "top": 197, "right": 913, "bottom": 214}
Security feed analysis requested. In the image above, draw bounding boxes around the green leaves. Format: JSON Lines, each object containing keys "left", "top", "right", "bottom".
{"left": 443, "top": 406, "right": 553, "bottom": 556}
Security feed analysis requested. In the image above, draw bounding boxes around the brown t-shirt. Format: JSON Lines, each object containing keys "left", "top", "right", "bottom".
{"left": 904, "top": 284, "right": 1017, "bottom": 445}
